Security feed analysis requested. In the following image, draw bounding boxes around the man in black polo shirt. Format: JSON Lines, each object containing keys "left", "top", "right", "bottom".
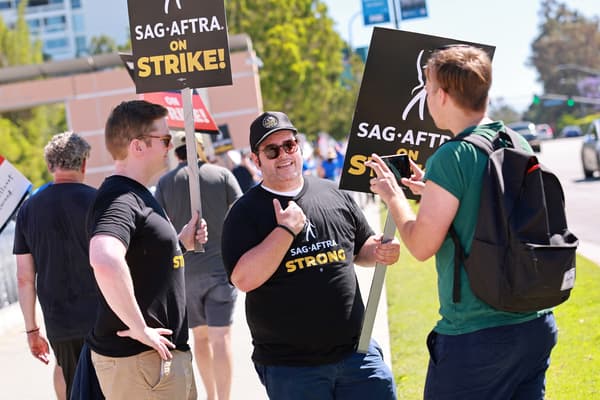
{"left": 88, "top": 100, "right": 207, "bottom": 399}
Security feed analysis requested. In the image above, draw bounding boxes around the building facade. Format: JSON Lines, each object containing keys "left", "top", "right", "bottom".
{"left": 0, "top": 34, "right": 264, "bottom": 187}
{"left": 0, "top": 0, "right": 129, "bottom": 60}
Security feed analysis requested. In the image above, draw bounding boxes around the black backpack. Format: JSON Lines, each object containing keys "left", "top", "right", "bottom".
{"left": 449, "top": 128, "right": 578, "bottom": 312}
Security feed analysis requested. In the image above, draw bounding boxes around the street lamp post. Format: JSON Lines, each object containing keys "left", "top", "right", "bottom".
{"left": 348, "top": 10, "right": 362, "bottom": 51}
{"left": 351, "top": 1, "right": 403, "bottom": 52}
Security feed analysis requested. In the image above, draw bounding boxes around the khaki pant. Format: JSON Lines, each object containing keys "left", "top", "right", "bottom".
{"left": 91, "top": 349, "right": 197, "bottom": 399}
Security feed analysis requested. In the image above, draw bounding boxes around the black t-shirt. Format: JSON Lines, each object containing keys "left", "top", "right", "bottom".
{"left": 221, "top": 176, "right": 374, "bottom": 366}
{"left": 13, "top": 183, "right": 99, "bottom": 341}
{"left": 88, "top": 175, "right": 189, "bottom": 357}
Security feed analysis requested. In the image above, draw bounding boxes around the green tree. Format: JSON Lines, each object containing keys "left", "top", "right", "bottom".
{"left": 89, "top": 31, "right": 131, "bottom": 55}
{"left": 5, "top": 104, "right": 67, "bottom": 187}
{"left": 226, "top": 0, "right": 362, "bottom": 140}
{"left": 88, "top": 34, "right": 119, "bottom": 55}
{"left": 0, "top": 0, "right": 42, "bottom": 67}
{"left": 526, "top": 0, "right": 600, "bottom": 123}
{"left": 0, "top": 0, "right": 66, "bottom": 187}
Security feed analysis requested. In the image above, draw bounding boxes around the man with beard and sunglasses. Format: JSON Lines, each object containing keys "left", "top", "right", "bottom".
{"left": 221, "top": 111, "right": 400, "bottom": 399}
{"left": 87, "top": 100, "right": 208, "bottom": 399}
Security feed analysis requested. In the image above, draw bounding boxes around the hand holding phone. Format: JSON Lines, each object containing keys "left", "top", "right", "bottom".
{"left": 368, "top": 153, "right": 423, "bottom": 201}
{"left": 380, "top": 154, "right": 411, "bottom": 183}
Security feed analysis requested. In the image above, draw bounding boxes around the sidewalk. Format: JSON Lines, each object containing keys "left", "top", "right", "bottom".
{"left": 577, "top": 239, "right": 600, "bottom": 266}
{"left": 0, "top": 200, "right": 391, "bottom": 399}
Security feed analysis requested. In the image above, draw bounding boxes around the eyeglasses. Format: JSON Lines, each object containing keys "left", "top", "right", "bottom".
{"left": 137, "top": 135, "right": 171, "bottom": 147}
{"left": 259, "top": 139, "right": 299, "bottom": 160}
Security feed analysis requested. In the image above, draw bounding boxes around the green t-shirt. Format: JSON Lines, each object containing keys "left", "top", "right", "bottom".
{"left": 424, "top": 121, "right": 542, "bottom": 335}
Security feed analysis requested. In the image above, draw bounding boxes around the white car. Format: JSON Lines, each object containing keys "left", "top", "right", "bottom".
{"left": 536, "top": 123, "right": 554, "bottom": 140}
{"left": 581, "top": 119, "right": 600, "bottom": 178}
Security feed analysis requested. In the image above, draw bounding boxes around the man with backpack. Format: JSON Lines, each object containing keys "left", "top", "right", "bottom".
{"left": 367, "top": 45, "right": 560, "bottom": 399}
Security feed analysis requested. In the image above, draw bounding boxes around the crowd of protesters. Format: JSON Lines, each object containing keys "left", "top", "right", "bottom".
{"left": 13, "top": 100, "right": 390, "bottom": 400}
{"left": 12, "top": 47, "right": 556, "bottom": 399}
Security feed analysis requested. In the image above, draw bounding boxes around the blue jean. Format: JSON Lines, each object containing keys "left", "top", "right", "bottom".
{"left": 254, "top": 339, "right": 396, "bottom": 400}
{"left": 424, "top": 313, "right": 558, "bottom": 400}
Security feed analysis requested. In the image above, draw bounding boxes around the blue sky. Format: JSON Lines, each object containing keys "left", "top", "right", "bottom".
{"left": 322, "top": 0, "right": 599, "bottom": 113}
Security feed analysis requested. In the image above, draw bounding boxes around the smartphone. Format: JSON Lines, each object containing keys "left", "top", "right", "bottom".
{"left": 380, "top": 154, "right": 411, "bottom": 182}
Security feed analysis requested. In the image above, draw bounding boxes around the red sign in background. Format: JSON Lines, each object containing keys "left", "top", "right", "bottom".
{"left": 142, "top": 91, "right": 219, "bottom": 133}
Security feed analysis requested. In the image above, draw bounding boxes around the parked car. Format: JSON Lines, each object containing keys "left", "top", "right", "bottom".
{"left": 536, "top": 123, "right": 554, "bottom": 140}
{"left": 581, "top": 119, "right": 600, "bottom": 178}
{"left": 561, "top": 125, "right": 583, "bottom": 137}
{"left": 507, "top": 121, "right": 541, "bottom": 152}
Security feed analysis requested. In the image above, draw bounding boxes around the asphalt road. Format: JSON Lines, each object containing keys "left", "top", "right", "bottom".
{"left": 536, "top": 136, "right": 600, "bottom": 264}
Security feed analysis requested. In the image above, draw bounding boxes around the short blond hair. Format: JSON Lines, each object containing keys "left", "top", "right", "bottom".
{"left": 426, "top": 45, "right": 492, "bottom": 112}
{"left": 44, "top": 132, "right": 90, "bottom": 173}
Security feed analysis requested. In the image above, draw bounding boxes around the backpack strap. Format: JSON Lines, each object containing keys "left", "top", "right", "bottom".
{"left": 448, "top": 226, "right": 464, "bottom": 303}
{"left": 446, "top": 125, "right": 527, "bottom": 304}
{"left": 450, "top": 126, "right": 523, "bottom": 155}
{"left": 446, "top": 132, "right": 494, "bottom": 304}
{"left": 457, "top": 132, "right": 494, "bottom": 155}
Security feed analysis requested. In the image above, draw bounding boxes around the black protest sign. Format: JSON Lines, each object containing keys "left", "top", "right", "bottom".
{"left": 127, "top": 0, "right": 232, "bottom": 93}
{"left": 213, "top": 124, "right": 234, "bottom": 154}
{"left": 339, "top": 28, "right": 495, "bottom": 198}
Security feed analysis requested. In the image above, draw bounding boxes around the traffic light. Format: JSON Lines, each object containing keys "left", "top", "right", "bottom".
{"left": 566, "top": 97, "right": 575, "bottom": 107}
{"left": 532, "top": 94, "right": 541, "bottom": 105}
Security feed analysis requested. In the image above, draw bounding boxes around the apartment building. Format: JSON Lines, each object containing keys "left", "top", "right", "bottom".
{"left": 0, "top": 0, "right": 129, "bottom": 60}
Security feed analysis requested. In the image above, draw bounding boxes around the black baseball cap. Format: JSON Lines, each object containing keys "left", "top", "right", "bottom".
{"left": 249, "top": 111, "right": 297, "bottom": 151}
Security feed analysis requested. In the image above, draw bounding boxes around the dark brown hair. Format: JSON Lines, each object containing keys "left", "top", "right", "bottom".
{"left": 105, "top": 100, "right": 168, "bottom": 160}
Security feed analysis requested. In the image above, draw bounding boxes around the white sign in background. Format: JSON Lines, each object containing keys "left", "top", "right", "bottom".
{"left": 0, "top": 156, "right": 31, "bottom": 233}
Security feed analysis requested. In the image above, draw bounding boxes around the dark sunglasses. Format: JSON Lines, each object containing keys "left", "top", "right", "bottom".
{"left": 137, "top": 135, "right": 171, "bottom": 147}
{"left": 260, "top": 139, "right": 299, "bottom": 160}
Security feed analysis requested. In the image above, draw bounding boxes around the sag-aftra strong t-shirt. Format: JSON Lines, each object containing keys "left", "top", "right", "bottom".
{"left": 222, "top": 176, "right": 373, "bottom": 366}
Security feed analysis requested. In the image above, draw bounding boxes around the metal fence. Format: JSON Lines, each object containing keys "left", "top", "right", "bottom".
{"left": 0, "top": 222, "right": 17, "bottom": 309}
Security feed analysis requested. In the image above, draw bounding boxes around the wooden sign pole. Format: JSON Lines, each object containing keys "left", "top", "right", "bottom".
{"left": 182, "top": 87, "right": 204, "bottom": 252}
{"left": 357, "top": 211, "right": 396, "bottom": 353}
